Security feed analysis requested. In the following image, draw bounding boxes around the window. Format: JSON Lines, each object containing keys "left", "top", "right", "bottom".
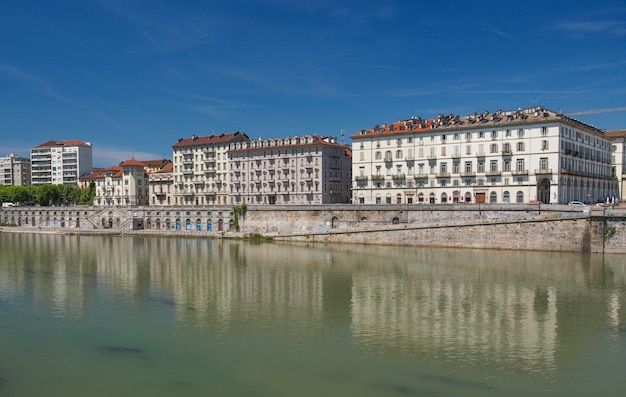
{"left": 542, "top": 140, "right": 549, "bottom": 150}
{"left": 441, "top": 147, "right": 446, "bottom": 156}
{"left": 516, "top": 159, "right": 525, "bottom": 172}
{"left": 465, "top": 162, "right": 472, "bottom": 173}
{"left": 440, "top": 163, "right": 447, "bottom": 174}
{"left": 505, "top": 129, "right": 511, "bottom": 137}
{"left": 396, "top": 150, "right": 403, "bottom": 159}
{"left": 490, "top": 144, "right": 498, "bottom": 153}
{"left": 503, "top": 161, "right": 511, "bottom": 172}
{"left": 478, "top": 161, "right": 485, "bottom": 173}
{"left": 397, "top": 138, "right": 402, "bottom": 146}
{"left": 491, "top": 130, "right": 498, "bottom": 139}
{"left": 518, "top": 128, "right": 524, "bottom": 137}
{"left": 466, "top": 132, "right": 472, "bottom": 140}
{"left": 479, "top": 131, "right": 485, "bottom": 138}
{"left": 453, "top": 133, "right": 459, "bottom": 140}
{"left": 490, "top": 160, "right": 498, "bottom": 172}
{"left": 503, "top": 142, "right": 511, "bottom": 153}
{"left": 516, "top": 191, "right": 524, "bottom": 203}
{"left": 541, "top": 126, "right": 548, "bottom": 135}
{"left": 453, "top": 163, "right": 459, "bottom": 173}
{"left": 517, "top": 142, "right": 525, "bottom": 151}
{"left": 385, "top": 151, "right": 392, "bottom": 161}
{"left": 465, "top": 145, "right": 472, "bottom": 155}
{"left": 441, "top": 134, "right": 446, "bottom": 141}
{"left": 375, "top": 151, "right": 382, "bottom": 160}
{"left": 540, "top": 158, "right": 548, "bottom": 170}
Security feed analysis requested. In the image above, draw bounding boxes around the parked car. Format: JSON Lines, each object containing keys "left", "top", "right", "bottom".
{"left": 568, "top": 201, "right": 585, "bottom": 206}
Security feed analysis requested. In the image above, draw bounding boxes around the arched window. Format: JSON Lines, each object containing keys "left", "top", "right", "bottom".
{"left": 490, "top": 192, "right": 497, "bottom": 203}
{"left": 516, "top": 191, "right": 524, "bottom": 203}
{"left": 503, "top": 191, "right": 510, "bottom": 203}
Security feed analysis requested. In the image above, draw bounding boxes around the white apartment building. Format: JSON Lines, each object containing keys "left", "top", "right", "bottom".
{"left": 30, "top": 140, "right": 93, "bottom": 185}
{"left": 172, "top": 132, "right": 250, "bottom": 205}
{"left": 606, "top": 129, "right": 626, "bottom": 202}
{"left": 0, "top": 153, "right": 31, "bottom": 186}
{"left": 90, "top": 159, "right": 149, "bottom": 206}
{"left": 228, "top": 135, "right": 352, "bottom": 205}
{"left": 351, "top": 106, "right": 616, "bottom": 205}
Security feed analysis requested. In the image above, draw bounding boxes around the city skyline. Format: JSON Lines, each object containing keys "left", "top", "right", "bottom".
{"left": 1, "top": 0, "right": 625, "bottom": 167}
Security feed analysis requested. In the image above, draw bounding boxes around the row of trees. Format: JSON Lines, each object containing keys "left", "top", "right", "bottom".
{"left": 0, "top": 183, "right": 96, "bottom": 206}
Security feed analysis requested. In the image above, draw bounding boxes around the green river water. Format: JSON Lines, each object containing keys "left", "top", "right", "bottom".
{"left": 0, "top": 233, "right": 625, "bottom": 396}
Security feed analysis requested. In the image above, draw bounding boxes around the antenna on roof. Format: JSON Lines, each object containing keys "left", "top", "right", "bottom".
{"left": 341, "top": 129, "right": 344, "bottom": 145}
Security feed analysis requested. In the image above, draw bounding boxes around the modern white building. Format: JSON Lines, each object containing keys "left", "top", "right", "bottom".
{"left": 0, "top": 153, "right": 31, "bottom": 186}
{"left": 30, "top": 140, "right": 93, "bottom": 185}
{"left": 606, "top": 129, "right": 626, "bottom": 202}
{"left": 172, "top": 132, "right": 250, "bottom": 206}
{"left": 227, "top": 135, "right": 352, "bottom": 205}
{"left": 351, "top": 106, "right": 616, "bottom": 205}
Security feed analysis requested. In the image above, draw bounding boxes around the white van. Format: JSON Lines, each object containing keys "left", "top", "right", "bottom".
{"left": 2, "top": 202, "right": 16, "bottom": 208}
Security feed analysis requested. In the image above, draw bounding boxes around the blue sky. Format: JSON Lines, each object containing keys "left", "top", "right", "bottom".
{"left": 1, "top": 0, "right": 625, "bottom": 167}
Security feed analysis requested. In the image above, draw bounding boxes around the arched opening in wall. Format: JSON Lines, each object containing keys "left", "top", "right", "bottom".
{"left": 17, "top": 217, "right": 22, "bottom": 226}
{"left": 24, "top": 217, "right": 29, "bottom": 226}
{"left": 464, "top": 192, "right": 472, "bottom": 203}
{"left": 392, "top": 216, "right": 400, "bottom": 224}
{"left": 452, "top": 190, "right": 460, "bottom": 204}
{"left": 229, "top": 219, "right": 235, "bottom": 231}
{"left": 175, "top": 218, "right": 181, "bottom": 230}
{"left": 218, "top": 219, "right": 224, "bottom": 231}
{"left": 516, "top": 191, "right": 524, "bottom": 203}
{"left": 331, "top": 216, "right": 339, "bottom": 229}
{"left": 418, "top": 193, "right": 424, "bottom": 203}
{"left": 165, "top": 219, "right": 171, "bottom": 229}
{"left": 32, "top": 217, "right": 36, "bottom": 226}
{"left": 75, "top": 217, "right": 80, "bottom": 228}
{"left": 60, "top": 217, "right": 65, "bottom": 227}
{"left": 440, "top": 192, "right": 448, "bottom": 203}
{"left": 396, "top": 194, "right": 402, "bottom": 204}
{"left": 429, "top": 192, "right": 435, "bottom": 204}
{"left": 489, "top": 192, "right": 497, "bottom": 203}
{"left": 207, "top": 219, "right": 213, "bottom": 231}
{"left": 108, "top": 218, "right": 113, "bottom": 228}
{"left": 375, "top": 194, "right": 382, "bottom": 204}
{"left": 196, "top": 219, "right": 202, "bottom": 231}
{"left": 155, "top": 218, "right": 160, "bottom": 229}
{"left": 537, "top": 178, "right": 550, "bottom": 204}
{"left": 185, "top": 218, "right": 191, "bottom": 230}
{"left": 503, "top": 191, "right": 510, "bottom": 203}
{"left": 146, "top": 218, "right": 151, "bottom": 229}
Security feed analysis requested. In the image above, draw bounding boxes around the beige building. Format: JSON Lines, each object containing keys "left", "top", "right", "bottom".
{"left": 85, "top": 159, "right": 149, "bottom": 206}
{"left": 30, "top": 140, "right": 93, "bottom": 185}
{"left": 148, "top": 162, "right": 174, "bottom": 205}
{"left": 227, "top": 135, "right": 352, "bottom": 205}
{"left": 172, "top": 132, "right": 250, "bottom": 206}
{"left": 0, "top": 153, "right": 31, "bottom": 186}
{"left": 606, "top": 129, "right": 626, "bottom": 202}
{"left": 351, "top": 106, "right": 616, "bottom": 205}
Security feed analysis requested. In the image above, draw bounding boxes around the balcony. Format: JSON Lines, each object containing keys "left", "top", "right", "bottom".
{"left": 534, "top": 168, "right": 553, "bottom": 175}
{"left": 501, "top": 150, "right": 513, "bottom": 156}
{"left": 354, "top": 175, "right": 368, "bottom": 181}
{"left": 413, "top": 173, "right": 429, "bottom": 179}
{"left": 461, "top": 172, "right": 476, "bottom": 177}
{"left": 436, "top": 172, "right": 450, "bottom": 178}
{"left": 486, "top": 170, "right": 502, "bottom": 176}
{"left": 391, "top": 174, "right": 406, "bottom": 180}
{"left": 371, "top": 174, "right": 385, "bottom": 180}
{"left": 476, "top": 152, "right": 486, "bottom": 157}
{"left": 512, "top": 169, "right": 529, "bottom": 175}
{"left": 451, "top": 152, "right": 461, "bottom": 159}
{"left": 182, "top": 168, "right": 194, "bottom": 175}
{"left": 405, "top": 155, "right": 415, "bottom": 161}
{"left": 383, "top": 157, "right": 393, "bottom": 163}
{"left": 427, "top": 154, "right": 437, "bottom": 160}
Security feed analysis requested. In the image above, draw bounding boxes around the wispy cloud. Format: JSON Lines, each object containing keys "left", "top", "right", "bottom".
{"left": 484, "top": 25, "right": 516, "bottom": 41}
{"left": 551, "top": 18, "right": 626, "bottom": 37}
{"left": 0, "top": 62, "right": 65, "bottom": 100}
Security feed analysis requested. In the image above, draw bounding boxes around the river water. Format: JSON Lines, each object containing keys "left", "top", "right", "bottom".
{"left": 0, "top": 233, "right": 625, "bottom": 396}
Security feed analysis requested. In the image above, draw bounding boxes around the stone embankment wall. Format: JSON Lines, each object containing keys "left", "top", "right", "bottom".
{"left": 2, "top": 204, "right": 625, "bottom": 253}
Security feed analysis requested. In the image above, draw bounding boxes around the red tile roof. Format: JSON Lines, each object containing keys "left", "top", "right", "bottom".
{"left": 35, "top": 139, "right": 92, "bottom": 148}
{"left": 605, "top": 129, "right": 626, "bottom": 138}
{"left": 172, "top": 132, "right": 249, "bottom": 148}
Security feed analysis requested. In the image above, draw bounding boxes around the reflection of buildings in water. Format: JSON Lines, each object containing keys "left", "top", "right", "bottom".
{"left": 351, "top": 272, "right": 559, "bottom": 374}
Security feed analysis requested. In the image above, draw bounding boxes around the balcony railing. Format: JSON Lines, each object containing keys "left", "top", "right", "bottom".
{"left": 534, "top": 168, "right": 553, "bottom": 175}
{"left": 486, "top": 170, "right": 502, "bottom": 176}
{"left": 501, "top": 150, "right": 513, "bottom": 156}
{"left": 371, "top": 174, "right": 385, "bottom": 180}
{"left": 354, "top": 175, "right": 368, "bottom": 181}
{"left": 413, "top": 173, "right": 429, "bottom": 179}
{"left": 436, "top": 172, "right": 450, "bottom": 178}
{"left": 512, "top": 169, "right": 529, "bottom": 175}
{"left": 461, "top": 172, "right": 476, "bottom": 177}
{"left": 391, "top": 174, "right": 406, "bottom": 180}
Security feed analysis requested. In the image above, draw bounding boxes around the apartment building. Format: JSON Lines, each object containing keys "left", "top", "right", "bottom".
{"left": 30, "top": 140, "right": 93, "bottom": 185}
{"left": 227, "top": 135, "right": 352, "bottom": 205}
{"left": 351, "top": 106, "right": 616, "bottom": 205}
{"left": 172, "top": 132, "right": 250, "bottom": 205}
{"left": 148, "top": 162, "right": 174, "bottom": 205}
{"left": 606, "top": 129, "right": 626, "bottom": 202}
{"left": 86, "top": 159, "right": 149, "bottom": 206}
{"left": 0, "top": 153, "right": 31, "bottom": 186}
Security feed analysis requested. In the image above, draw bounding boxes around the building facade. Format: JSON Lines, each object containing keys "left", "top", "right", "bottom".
{"left": 148, "top": 162, "right": 174, "bottom": 205}
{"left": 87, "top": 159, "right": 149, "bottom": 206}
{"left": 0, "top": 153, "right": 31, "bottom": 186}
{"left": 227, "top": 135, "right": 352, "bottom": 205}
{"left": 351, "top": 106, "right": 616, "bottom": 205}
{"left": 30, "top": 140, "right": 93, "bottom": 185}
{"left": 606, "top": 129, "right": 626, "bottom": 202}
{"left": 172, "top": 132, "right": 250, "bottom": 206}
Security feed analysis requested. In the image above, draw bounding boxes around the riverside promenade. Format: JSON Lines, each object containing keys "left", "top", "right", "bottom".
{"left": 2, "top": 203, "right": 626, "bottom": 253}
